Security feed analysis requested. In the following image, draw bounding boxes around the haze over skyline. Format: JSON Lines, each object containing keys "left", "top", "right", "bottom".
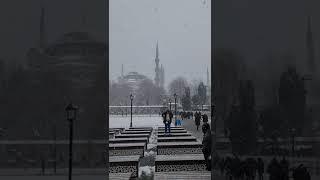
{"left": 110, "top": 0, "right": 211, "bottom": 88}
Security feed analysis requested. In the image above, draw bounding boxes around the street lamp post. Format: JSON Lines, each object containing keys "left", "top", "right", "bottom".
{"left": 290, "top": 128, "right": 296, "bottom": 157}
{"left": 65, "top": 103, "right": 77, "bottom": 180}
{"left": 211, "top": 103, "right": 216, "bottom": 175}
{"left": 169, "top": 98, "right": 172, "bottom": 111}
{"left": 53, "top": 121, "right": 57, "bottom": 174}
{"left": 130, "top": 94, "right": 134, "bottom": 128}
{"left": 174, "top": 93, "right": 177, "bottom": 124}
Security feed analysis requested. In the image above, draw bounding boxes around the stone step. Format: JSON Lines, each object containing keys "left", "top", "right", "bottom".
{"left": 125, "top": 129, "right": 152, "bottom": 132}
{"left": 158, "top": 127, "right": 185, "bottom": 130}
{"left": 155, "top": 154, "right": 207, "bottom": 172}
{"left": 157, "top": 136, "right": 198, "bottom": 142}
{"left": 109, "top": 155, "right": 140, "bottom": 178}
{"left": 122, "top": 131, "right": 151, "bottom": 135}
{"left": 109, "top": 173, "right": 132, "bottom": 180}
{"left": 129, "top": 127, "right": 153, "bottom": 130}
{"left": 158, "top": 133, "right": 192, "bottom": 137}
{"left": 109, "top": 143, "right": 146, "bottom": 157}
{"left": 154, "top": 171, "right": 211, "bottom": 180}
{"left": 109, "top": 137, "right": 149, "bottom": 144}
{"left": 115, "top": 134, "right": 150, "bottom": 139}
{"left": 157, "top": 130, "right": 188, "bottom": 133}
{"left": 157, "top": 141, "right": 203, "bottom": 155}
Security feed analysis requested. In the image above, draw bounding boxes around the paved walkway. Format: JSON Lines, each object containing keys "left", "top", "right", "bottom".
{"left": 181, "top": 117, "right": 211, "bottom": 141}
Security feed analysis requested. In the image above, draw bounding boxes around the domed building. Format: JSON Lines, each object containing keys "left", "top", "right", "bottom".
{"left": 28, "top": 31, "right": 106, "bottom": 90}
{"left": 26, "top": 7, "right": 107, "bottom": 139}
{"left": 119, "top": 71, "right": 148, "bottom": 93}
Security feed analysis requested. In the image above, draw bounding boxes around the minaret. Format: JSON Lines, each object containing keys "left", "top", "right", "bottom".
{"left": 121, "top": 64, "right": 124, "bottom": 77}
{"left": 39, "top": 7, "right": 46, "bottom": 50}
{"left": 207, "top": 67, "right": 210, "bottom": 87}
{"left": 160, "top": 64, "right": 165, "bottom": 88}
{"left": 155, "top": 42, "right": 160, "bottom": 87}
{"left": 306, "top": 15, "right": 315, "bottom": 74}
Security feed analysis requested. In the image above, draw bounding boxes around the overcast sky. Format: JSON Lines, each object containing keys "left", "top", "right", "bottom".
{"left": 110, "top": 0, "right": 211, "bottom": 87}
{"left": 215, "top": 0, "right": 320, "bottom": 72}
{"left": 0, "top": 0, "right": 106, "bottom": 64}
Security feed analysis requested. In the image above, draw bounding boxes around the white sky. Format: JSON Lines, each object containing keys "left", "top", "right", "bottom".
{"left": 110, "top": 0, "right": 211, "bottom": 88}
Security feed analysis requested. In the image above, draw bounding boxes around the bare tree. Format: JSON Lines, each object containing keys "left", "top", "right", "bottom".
{"left": 136, "top": 78, "right": 159, "bottom": 105}
{"left": 168, "top": 77, "right": 188, "bottom": 98}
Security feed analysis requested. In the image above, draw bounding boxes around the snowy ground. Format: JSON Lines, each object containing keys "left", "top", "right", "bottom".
{"left": 109, "top": 115, "right": 163, "bottom": 128}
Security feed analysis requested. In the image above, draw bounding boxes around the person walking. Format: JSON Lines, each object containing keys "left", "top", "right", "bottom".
{"left": 162, "top": 110, "right": 173, "bottom": 135}
{"left": 195, "top": 112, "right": 201, "bottom": 131}
{"left": 202, "top": 123, "right": 212, "bottom": 171}
{"left": 280, "top": 157, "right": 289, "bottom": 180}
{"left": 202, "top": 114, "right": 209, "bottom": 124}
{"left": 257, "top": 157, "right": 264, "bottom": 180}
{"left": 267, "top": 157, "right": 281, "bottom": 180}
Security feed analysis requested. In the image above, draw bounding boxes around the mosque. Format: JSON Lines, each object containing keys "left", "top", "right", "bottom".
{"left": 26, "top": 7, "right": 107, "bottom": 138}
{"left": 118, "top": 42, "right": 165, "bottom": 93}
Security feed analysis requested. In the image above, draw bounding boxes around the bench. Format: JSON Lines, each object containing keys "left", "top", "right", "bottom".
{"left": 157, "top": 136, "right": 198, "bottom": 142}
{"left": 115, "top": 133, "right": 150, "bottom": 139}
{"left": 109, "top": 143, "right": 146, "bottom": 156}
{"left": 109, "top": 137, "right": 149, "bottom": 144}
{"left": 154, "top": 171, "right": 211, "bottom": 180}
{"left": 158, "top": 133, "right": 192, "bottom": 137}
{"left": 157, "top": 142, "right": 203, "bottom": 155}
{"left": 121, "top": 130, "right": 151, "bottom": 135}
{"left": 155, "top": 154, "right": 207, "bottom": 172}
{"left": 109, "top": 173, "right": 132, "bottom": 180}
{"left": 109, "top": 155, "right": 140, "bottom": 178}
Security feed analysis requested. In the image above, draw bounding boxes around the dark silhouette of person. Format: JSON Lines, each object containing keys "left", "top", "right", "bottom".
{"left": 292, "top": 164, "right": 311, "bottom": 180}
{"left": 162, "top": 110, "right": 173, "bottom": 135}
{"left": 267, "top": 157, "right": 281, "bottom": 180}
{"left": 202, "top": 123, "right": 212, "bottom": 171}
{"left": 41, "top": 158, "right": 45, "bottom": 175}
{"left": 257, "top": 157, "right": 265, "bottom": 180}
{"left": 195, "top": 111, "right": 201, "bottom": 130}
{"left": 280, "top": 157, "right": 289, "bottom": 180}
{"left": 219, "top": 157, "right": 225, "bottom": 175}
{"left": 202, "top": 114, "right": 208, "bottom": 123}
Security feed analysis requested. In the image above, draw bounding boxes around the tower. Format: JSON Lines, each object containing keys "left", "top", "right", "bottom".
{"left": 155, "top": 42, "right": 161, "bottom": 87}
{"left": 121, "top": 64, "right": 124, "bottom": 77}
{"left": 207, "top": 67, "right": 210, "bottom": 87}
{"left": 39, "top": 7, "right": 46, "bottom": 50}
{"left": 160, "top": 64, "right": 165, "bottom": 89}
{"left": 306, "top": 15, "right": 315, "bottom": 74}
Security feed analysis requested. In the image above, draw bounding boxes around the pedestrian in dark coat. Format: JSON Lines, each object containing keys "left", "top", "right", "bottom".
{"left": 202, "top": 114, "right": 209, "bottom": 123}
{"left": 280, "top": 157, "right": 289, "bottom": 180}
{"left": 162, "top": 110, "right": 173, "bottom": 135}
{"left": 195, "top": 112, "right": 201, "bottom": 130}
{"left": 202, "top": 123, "right": 212, "bottom": 171}
{"left": 267, "top": 158, "right": 281, "bottom": 180}
{"left": 257, "top": 158, "right": 264, "bottom": 180}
